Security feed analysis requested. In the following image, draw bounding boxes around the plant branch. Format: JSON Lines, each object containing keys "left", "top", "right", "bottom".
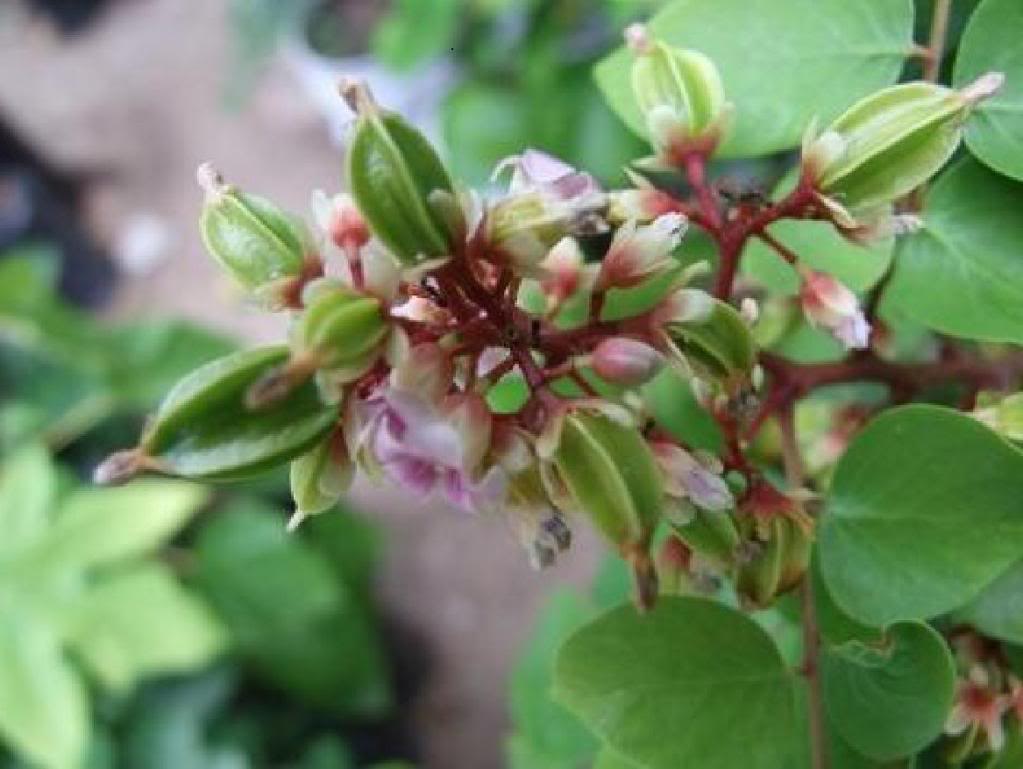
{"left": 778, "top": 407, "right": 828, "bottom": 769}
{"left": 922, "top": 0, "right": 952, "bottom": 83}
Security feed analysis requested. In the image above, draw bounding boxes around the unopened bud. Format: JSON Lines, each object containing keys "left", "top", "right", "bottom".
{"left": 799, "top": 268, "right": 870, "bottom": 350}
{"left": 803, "top": 74, "right": 1004, "bottom": 216}
{"left": 197, "top": 164, "right": 310, "bottom": 298}
{"left": 591, "top": 337, "right": 664, "bottom": 387}
{"left": 628, "top": 26, "right": 731, "bottom": 157}
{"left": 597, "top": 213, "right": 686, "bottom": 291}
{"left": 344, "top": 79, "right": 458, "bottom": 267}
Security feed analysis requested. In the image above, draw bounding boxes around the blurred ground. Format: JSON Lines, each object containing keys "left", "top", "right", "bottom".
{"left": 0, "top": 2, "right": 601, "bottom": 767}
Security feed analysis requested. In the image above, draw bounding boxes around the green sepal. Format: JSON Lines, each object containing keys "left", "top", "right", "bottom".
{"left": 290, "top": 431, "right": 352, "bottom": 518}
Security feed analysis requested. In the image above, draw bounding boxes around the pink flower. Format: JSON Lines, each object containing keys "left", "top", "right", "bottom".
{"left": 495, "top": 148, "right": 601, "bottom": 202}
{"left": 945, "top": 667, "right": 1010, "bottom": 752}
{"left": 351, "top": 387, "right": 505, "bottom": 514}
{"left": 651, "top": 442, "right": 733, "bottom": 511}
{"left": 799, "top": 268, "right": 870, "bottom": 350}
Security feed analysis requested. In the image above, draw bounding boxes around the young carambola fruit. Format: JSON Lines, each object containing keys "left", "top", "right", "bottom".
{"left": 804, "top": 73, "right": 1004, "bottom": 214}
{"left": 551, "top": 411, "right": 663, "bottom": 608}
{"left": 343, "top": 80, "right": 457, "bottom": 267}
{"left": 665, "top": 297, "right": 756, "bottom": 384}
{"left": 95, "top": 346, "right": 336, "bottom": 484}
{"left": 292, "top": 283, "right": 388, "bottom": 371}
{"left": 627, "top": 24, "right": 730, "bottom": 155}
{"left": 197, "top": 164, "right": 311, "bottom": 293}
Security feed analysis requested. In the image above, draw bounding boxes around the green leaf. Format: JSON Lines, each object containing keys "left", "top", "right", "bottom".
{"left": 594, "top": 0, "right": 913, "bottom": 158}
{"left": 742, "top": 170, "right": 893, "bottom": 295}
{"left": 954, "top": 560, "right": 1023, "bottom": 644}
{"left": 592, "top": 747, "right": 641, "bottom": 769}
{"left": 553, "top": 598, "right": 797, "bottom": 769}
{"left": 508, "top": 591, "right": 598, "bottom": 769}
{"left": 953, "top": 0, "right": 1023, "bottom": 181}
{"left": 194, "top": 503, "right": 391, "bottom": 718}
{"left": 822, "top": 622, "right": 954, "bottom": 761}
{"left": 65, "top": 564, "right": 227, "bottom": 691}
{"left": 35, "top": 480, "right": 207, "bottom": 570}
{"left": 371, "top": 0, "right": 459, "bottom": 71}
{"left": 811, "top": 553, "right": 882, "bottom": 647}
{"left": 0, "top": 609, "right": 89, "bottom": 769}
{"left": 642, "top": 367, "right": 723, "bottom": 453}
{"left": 819, "top": 405, "right": 1023, "bottom": 626}
{"left": 0, "top": 444, "right": 55, "bottom": 557}
{"left": 442, "top": 83, "right": 529, "bottom": 185}
{"left": 886, "top": 158, "right": 1023, "bottom": 344}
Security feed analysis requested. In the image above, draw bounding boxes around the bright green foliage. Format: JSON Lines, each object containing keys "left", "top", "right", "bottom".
{"left": 953, "top": 0, "right": 1023, "bottom": 181}
{"left": 822, "top": 622, "right": 955, "bottom": 761}
{"left": 553, "top": 598, "right": 797, "bottom": 769}
{"left": 192, "top": 501, "right": 392, "bottom": 718}
{"left": 0, "top": 254, "right": 233, "bottom": 452}
{"left": 886, "top": 159, "right": 1023, "bottom": 344}
{"left": 819, "top": 406, "right": 1023, "bottom": 626}
{"left": 595, "top": 0, "right": 913, "bottom": 158}
{"left": 0, "top": 449, "right": 223, "bottom": 769}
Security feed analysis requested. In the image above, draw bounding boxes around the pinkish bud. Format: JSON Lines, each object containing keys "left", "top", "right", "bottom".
{"left": 591, "top": 337, "right": 664, "bottom": 387}
{"left": 539, "top": 237, "right": 596, "bottom": 313}
{"left": 799, "top": 268, "right": 870, "bottom": 350}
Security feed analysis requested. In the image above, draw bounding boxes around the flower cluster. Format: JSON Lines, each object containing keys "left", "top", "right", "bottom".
{"left": 96, "top": 27, "right": 1003, "bottom": 612}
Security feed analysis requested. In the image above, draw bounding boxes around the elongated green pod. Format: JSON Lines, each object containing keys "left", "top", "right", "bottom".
{"left": 344, "top": 81, "right": 456, "bottom": 266}
{"left": 96, "top": 346, "right": 336, "bottom": 484}
{"left": 805, "top": 74, "right": 1003, "bottom": 213}
{"left": 197, "top": 164, "right": 310, "bottom": 293}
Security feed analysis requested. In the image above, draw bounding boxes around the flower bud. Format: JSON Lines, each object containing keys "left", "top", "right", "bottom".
{"left": 539, "top": 237, "right": 597, "bottom": 314}
{"left": 626, "top": 24, "right": 731, "bottom": 157}
{"left": 597, "top": 213, "right": 686, "bottom": 291}
{"left": 197, "top": 164, "right": 311, "bottom": 300}
{"left": 343, "top": 79, "right": 458, "bottom": 267}
{"left": 591, "top": 337, "right": 664, "bottom": 387}
{"left": 803, "top": 73, "right": 1004, "bottom": 216}
{"left": 546, "top": 409, "right": 663, "bottom": 609}
{"left": 799, "top": 268, "right": 870, "bottom": 350}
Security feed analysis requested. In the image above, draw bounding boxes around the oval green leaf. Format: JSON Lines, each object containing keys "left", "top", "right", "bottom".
{"left": 819, "top": 405, "right": 1023, "bottom": 627}
{"left": 953, "top": 0, "right": 1023, "bottom": 181}
{"left": 885, "top": 158, "right": 1023, "bottom": 344}
{"left": 594, "top": 0, "right": 913, "bottom": 158}
{"left": 954, "top": 560, "right": 1023, "bottom": 644}
{"left": 822, "top": 621, "right": 954, "bottom": 761}
{"left": 553, "top": 597, "right": 797, "bottom": 769}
